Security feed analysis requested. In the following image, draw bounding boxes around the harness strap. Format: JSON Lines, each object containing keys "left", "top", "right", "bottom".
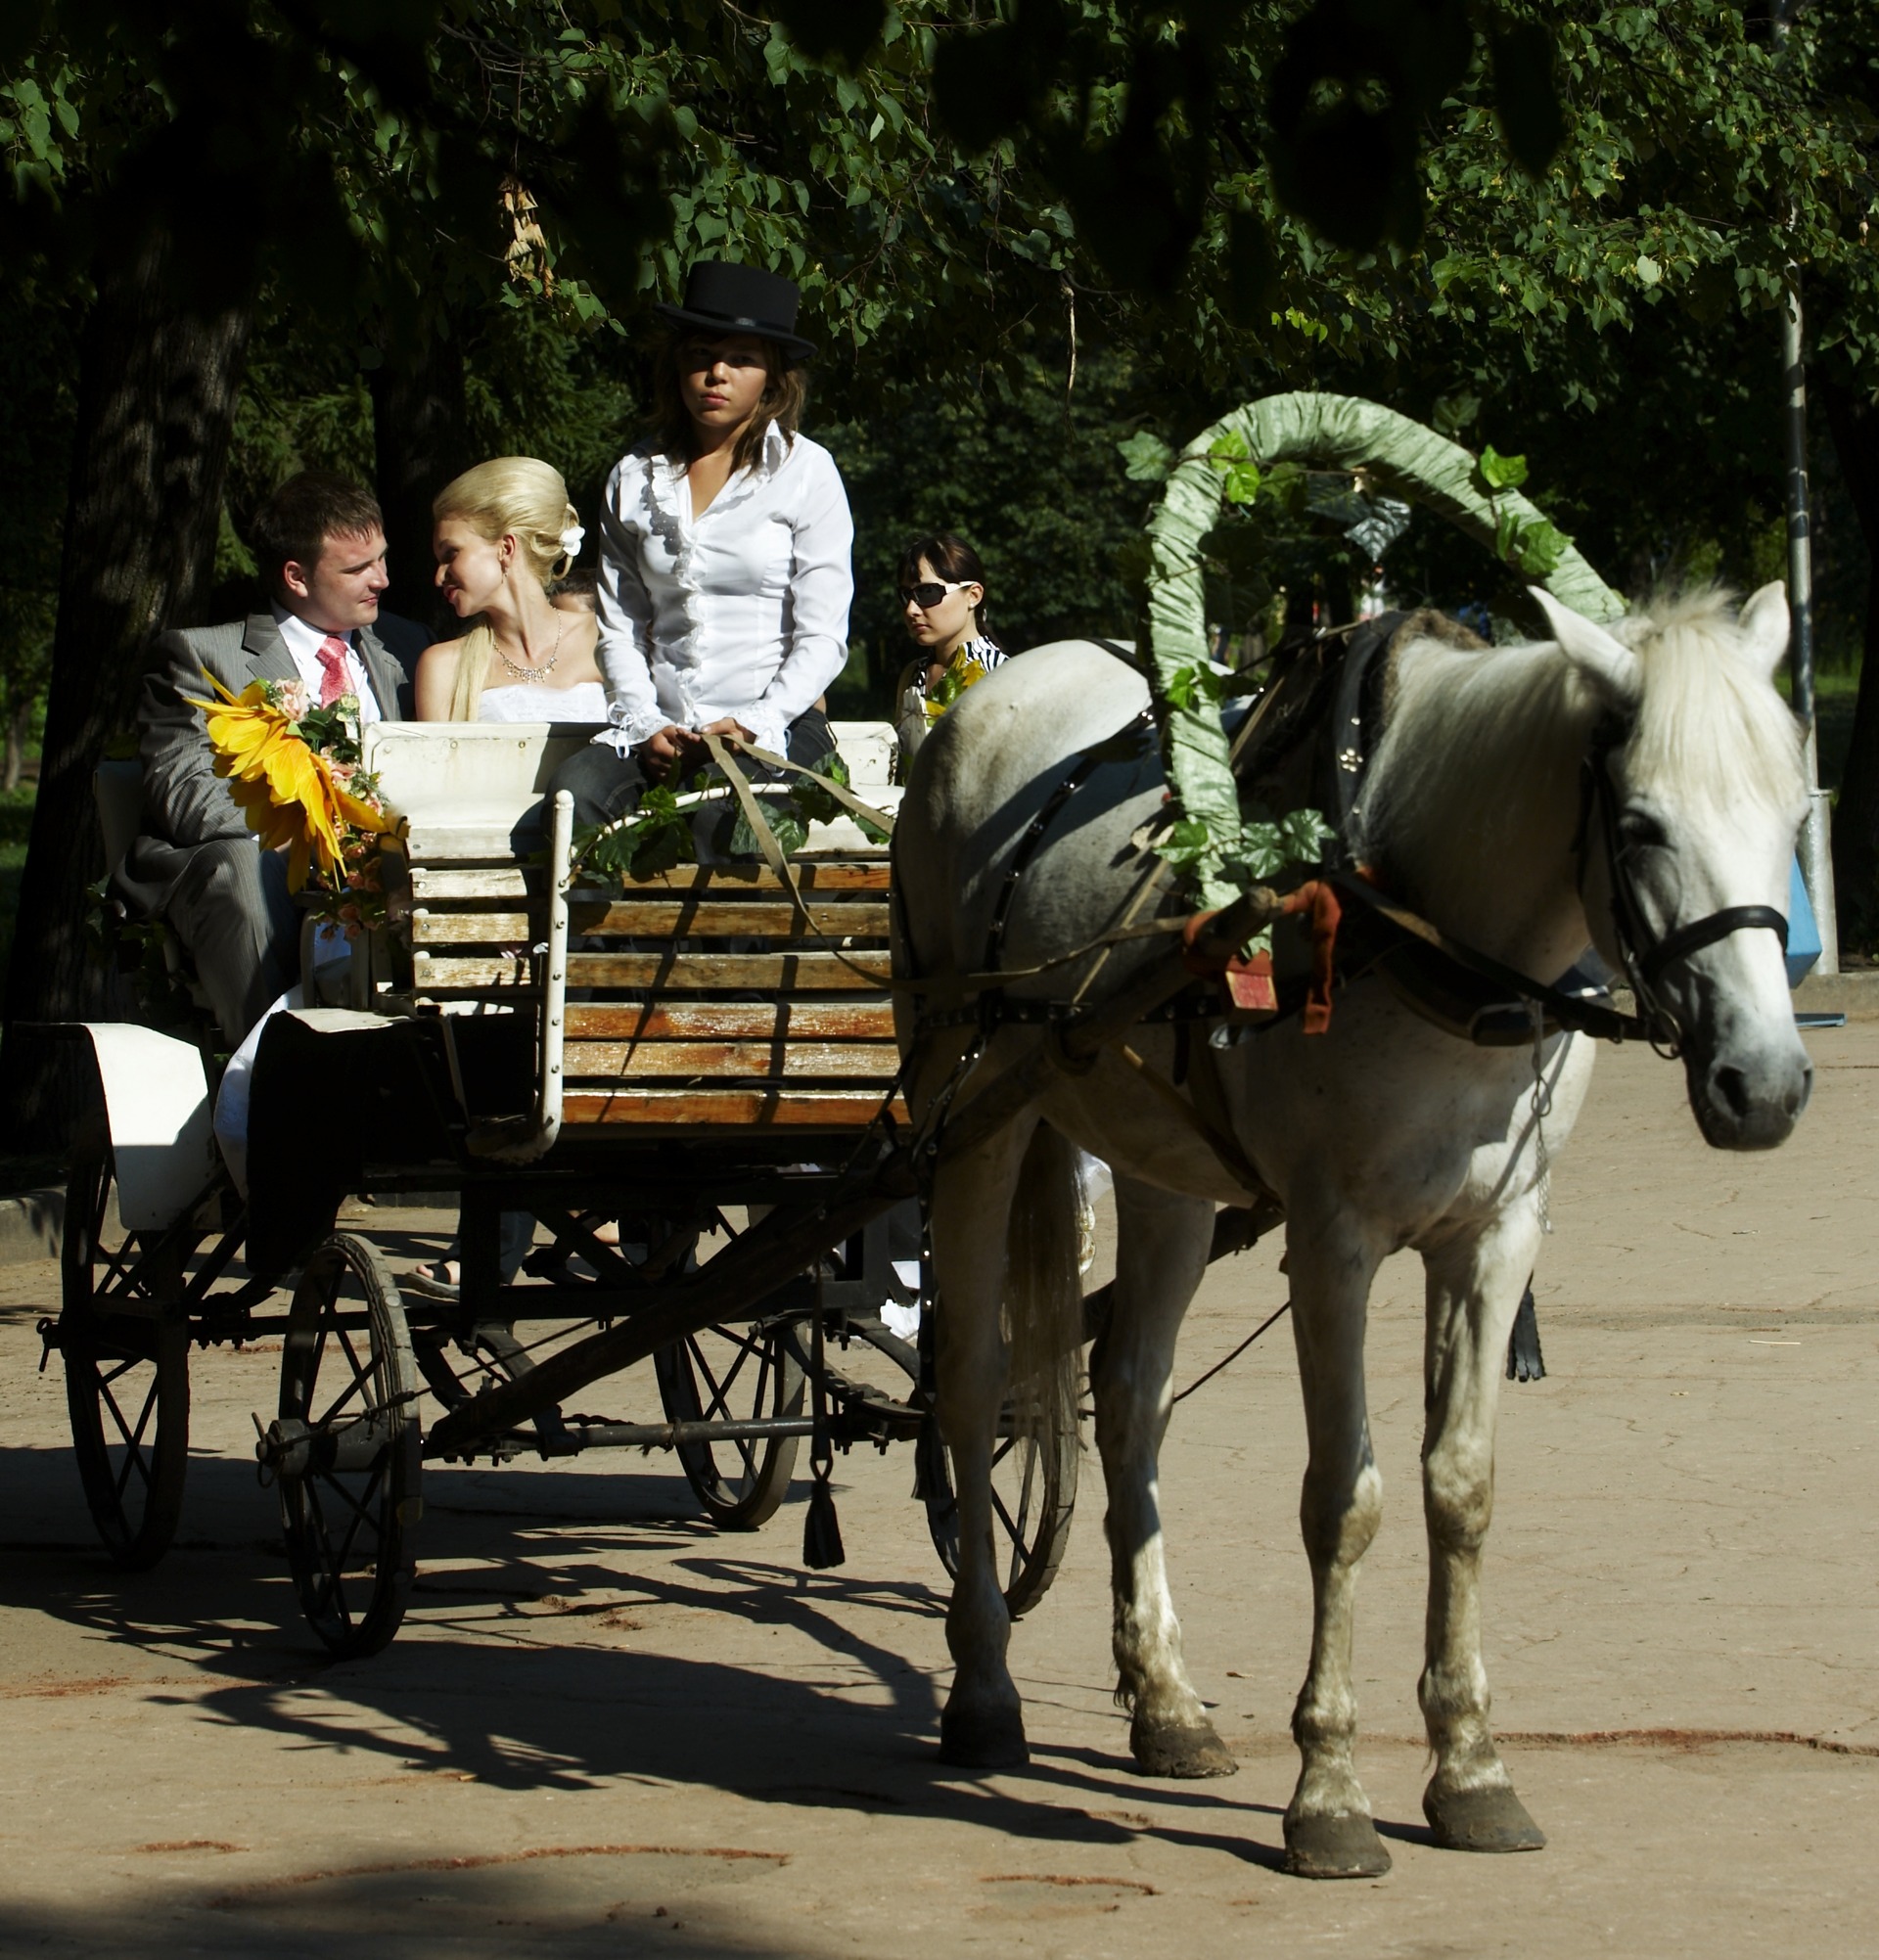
{"left": 1330, "top": 870, "right": 1650, "bottom": 1043}
{"left": 1637, "top": 904, "right": 1788, "bottom": 987}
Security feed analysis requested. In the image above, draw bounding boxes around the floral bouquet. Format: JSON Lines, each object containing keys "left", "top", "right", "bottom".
{"left": 185, "top": 673, "right": 401, "bottom": 935}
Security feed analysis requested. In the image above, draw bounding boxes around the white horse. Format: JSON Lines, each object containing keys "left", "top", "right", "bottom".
{"left": 892, "top": 585, "right": 1810, "bottom": 1878}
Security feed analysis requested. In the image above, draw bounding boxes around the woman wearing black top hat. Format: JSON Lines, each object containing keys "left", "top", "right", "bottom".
{"left": 553, "top": 261, "right": 854, "bottom": 823}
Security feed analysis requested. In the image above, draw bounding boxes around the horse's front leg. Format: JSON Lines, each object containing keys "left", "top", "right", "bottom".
{"left": 1093, "top": 1176, "right": 1233, "bottom": 1777}
{"left": 1417, "top": 1205, "right": 1548, "bottom": 1852}
{"left": 1284, "top": 1213, "right": 1392, "bottom": 1879}
{"left": 932, "top": 1113, "right": 1035, "bottom": 1768}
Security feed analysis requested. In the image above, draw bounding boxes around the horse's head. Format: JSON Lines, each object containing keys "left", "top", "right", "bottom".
{"left": 1536, "top": 585, "right": 1812, "bottom": 1151}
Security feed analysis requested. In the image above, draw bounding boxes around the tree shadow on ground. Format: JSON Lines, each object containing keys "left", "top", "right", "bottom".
{"left": 2, "top": 1444, "right": 1291, "bottom": 1875}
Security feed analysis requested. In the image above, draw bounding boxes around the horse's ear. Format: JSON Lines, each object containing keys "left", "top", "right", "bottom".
{"left": 1736, "top": 581, "right": 1791, "bottom": 680}
{"left": 1530, "top": 587, "right": 1640, "bottom": 703}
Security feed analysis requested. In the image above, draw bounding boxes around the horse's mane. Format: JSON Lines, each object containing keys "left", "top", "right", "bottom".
{"left": 1354, "top": 586, "right": 1804, "bottom": 923}
{"left": 1609, "top": 585, "right": 1803, "bottom": 819}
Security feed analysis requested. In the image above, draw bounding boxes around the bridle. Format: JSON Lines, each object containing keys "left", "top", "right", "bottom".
{"left": 1576, "top": 717, "right": 1789, "bottom": 1057}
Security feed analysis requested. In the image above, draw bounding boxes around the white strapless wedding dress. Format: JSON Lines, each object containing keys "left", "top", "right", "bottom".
{"left": 478, "top": 680, "right": 610, "bottom": 724}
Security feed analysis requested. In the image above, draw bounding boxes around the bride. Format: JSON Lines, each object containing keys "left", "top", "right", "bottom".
{"left": 416, "top": 457, "right": 607, "bottom": 722}
{"left": 409, "top": 455, "right": 605, "bottom": 1301}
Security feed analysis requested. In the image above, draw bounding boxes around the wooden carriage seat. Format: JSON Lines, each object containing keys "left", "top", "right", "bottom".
{"left": 362, "top": 722, "right": 906, "bottom": 1143}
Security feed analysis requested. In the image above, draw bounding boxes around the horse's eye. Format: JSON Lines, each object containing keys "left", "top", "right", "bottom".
{"left": 1618, "top": 807, "right": 1669, "bottom": 849}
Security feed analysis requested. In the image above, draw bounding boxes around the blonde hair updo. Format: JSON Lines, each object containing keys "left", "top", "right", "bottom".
{"left": 433, "top": 456, "right": 581, "bottom": 720}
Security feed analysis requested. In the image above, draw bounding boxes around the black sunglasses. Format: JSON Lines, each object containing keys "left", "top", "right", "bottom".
{"left": 898, "top": 579, "right": 972, "bottom": 609}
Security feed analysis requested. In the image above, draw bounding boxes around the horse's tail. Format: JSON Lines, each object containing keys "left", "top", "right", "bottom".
{"left": 1005, "top": 1121, "right": 1086, "bottom": 1457}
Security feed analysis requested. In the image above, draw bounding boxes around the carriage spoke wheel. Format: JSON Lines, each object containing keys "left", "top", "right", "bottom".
{"left": 275, "top": 1234, "right": 420, "bottom": 1658}
{"left": 60, "top": 1144, "right": 190, "bottom": 1570}
{"left": 655, "top": 1319, "right": 806, "bottom": 1529}
{"left": 917, "top": 1399, "right": 1079, "bottom": 1621}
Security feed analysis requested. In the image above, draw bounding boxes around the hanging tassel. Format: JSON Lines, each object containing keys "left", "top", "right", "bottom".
{"left": 1505, "top": 1284, "right": 1547, "bottom": 1383}
{"left": 802, "top": 1283, "right": 846, "bottom": 1568}
{"left": 803, "top": 1446, "right": 846, "bottom": 1569}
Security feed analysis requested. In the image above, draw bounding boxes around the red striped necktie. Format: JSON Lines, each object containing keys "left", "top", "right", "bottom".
{"left": 315, "top": 635, "right": 351, "bottom": 707}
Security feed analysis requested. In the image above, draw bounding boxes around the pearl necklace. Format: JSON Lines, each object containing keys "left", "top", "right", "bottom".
{"left": 494, "top": 610, "right": 567, "bottom": 684}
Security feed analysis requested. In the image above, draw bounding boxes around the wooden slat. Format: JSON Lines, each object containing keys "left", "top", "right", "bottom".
{"left": 412, "top": 911, "right": 536, "bottom": 943}
{"left": 580, "top": 898, "right": 890, "bottom": 938}
{"left": 408, "top": 952, "right": 539, "bottom": 991}
{"left": 412, "top": 901, "right": 888, "bottom": 944}
{"left": 411, "top": 866, "right": 537, "bottom": 901}
{"left": 565, "top": 1001, "right": 896, "bottom": 1041}
{"left": 610, "top": 861, "right": 891, "bottom": 893}
{"left": 564, "top": 1039, "right": 901, "bottom": 1081}
{"left": 563, "top": 1087, "right": 908, "bottom": 1128}
{"left": 564, "top": 950, "right": 891, "bottom": 990}
{"left": 408, "top": 948, "right": 892, "bottom": 993}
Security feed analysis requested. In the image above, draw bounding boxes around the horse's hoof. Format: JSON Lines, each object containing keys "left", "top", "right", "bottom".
{"left": 1283, "top": 1811, "right": 1393, "bottom": 1880}
{"left": 1130, "top": 1715, "right": 1238, "bottom": 1779}
{"left": 938, "top": 1705, "right": 1029, "bottom": 1770}
{"left": 1423, "top": 1781, "right": 1546, "bottom": 1852}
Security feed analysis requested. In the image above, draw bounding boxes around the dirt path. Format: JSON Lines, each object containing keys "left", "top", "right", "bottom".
{"left": 1, "top": 1028, "right": 1873, "bottom": 1957}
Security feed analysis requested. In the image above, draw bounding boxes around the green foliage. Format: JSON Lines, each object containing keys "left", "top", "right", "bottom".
{"left": 820, "top": 345, "right": 1157, "bottom": 706}
{"left": 786, "top": 749, "right": 889, "bottom": 843}
{"left": 1119, "top": 429, "right": 1175, "bottom": 484}
{"left": 1242, "top": 805, "right": 1334, "bottom": 882}
{"left": 1163, "top": 663, "right": 1225, "bottom": 714}
{"left": 573, "top": 749, "right": 885, "bottom": 886}
{"left": 1475, "top": 446, "right": 1530, "bottom": 493}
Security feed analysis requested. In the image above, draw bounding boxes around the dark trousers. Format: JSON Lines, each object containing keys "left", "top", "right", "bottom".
{"left": 549, "top": 707, "right": 836, "bottom": 827}
{"left": 165, "top": 838, "right": 298, "bottom": 1045}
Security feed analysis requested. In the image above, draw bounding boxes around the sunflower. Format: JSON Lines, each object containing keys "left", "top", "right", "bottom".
{"left": 185, "top": 674, "right": 396, "bottom": 893}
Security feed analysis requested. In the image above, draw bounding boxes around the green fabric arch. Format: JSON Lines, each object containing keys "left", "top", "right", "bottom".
{"left": 1144, "top": 391, "right": 1627, "bottom": 908}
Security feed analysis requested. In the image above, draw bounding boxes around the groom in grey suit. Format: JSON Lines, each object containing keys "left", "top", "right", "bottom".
{"left": 116, "top": 471, "right": 431, "bottom": 1043}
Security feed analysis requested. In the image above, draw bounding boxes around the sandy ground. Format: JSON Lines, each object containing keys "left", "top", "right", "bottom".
{"left": 1, "top": 1026, "right": 1874, "bottom": 1958}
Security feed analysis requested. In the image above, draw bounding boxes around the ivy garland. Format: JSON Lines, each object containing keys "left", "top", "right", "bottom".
{"left": 1141, "top": 391, "right": 1627, "bottom": 914}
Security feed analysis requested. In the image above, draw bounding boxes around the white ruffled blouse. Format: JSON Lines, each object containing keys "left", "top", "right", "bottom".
{"left": 592, "top": 423, "right": 854, "bottom": 758}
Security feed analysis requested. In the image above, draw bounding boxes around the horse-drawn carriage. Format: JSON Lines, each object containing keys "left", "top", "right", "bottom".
{"left": 44, "top": 717, "right": 1089, "bottom": 1657}
{"left": 37, "top": 392, "right": 1816, "bottom": 1881}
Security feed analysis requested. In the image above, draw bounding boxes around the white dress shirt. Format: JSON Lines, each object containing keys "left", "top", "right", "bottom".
{"left": 593, "top": 424, "right": 853, "bottom": 758}
{"left": 272, "top": 606, "right": 385, "bottom": 723}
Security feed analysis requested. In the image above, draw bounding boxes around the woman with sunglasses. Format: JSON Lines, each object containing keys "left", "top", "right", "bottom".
{"left": 550, "top": 261, "right": 853, "bottom": 823}
{"left": 894, "top": 532, "right": 1004, "bottom": 765}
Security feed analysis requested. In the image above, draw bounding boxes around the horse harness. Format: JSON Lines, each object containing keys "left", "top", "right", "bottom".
{"left": 929, "top": 624, "right": 1790, "bottom": 1064}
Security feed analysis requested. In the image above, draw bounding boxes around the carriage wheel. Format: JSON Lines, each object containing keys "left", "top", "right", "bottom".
{"left": 274, "top": 1234, "right": 421, "bottom": 1658}
{"left": 654, "top": 1318, "right": 807, "bottom": 1529}
{"left": 60, "top": 1144, "right": 191, "bottom": 1570}
{"left": 917, "top": 1400, "right": 1079, "bottom": 1621}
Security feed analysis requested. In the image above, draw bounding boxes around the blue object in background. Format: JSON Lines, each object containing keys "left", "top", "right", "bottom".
{"left": 1787, "top": 856, "right": 1821, "bottom": 988}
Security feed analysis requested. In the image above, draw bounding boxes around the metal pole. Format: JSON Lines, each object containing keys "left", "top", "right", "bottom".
{"left": 1784, "top": 290, "right": 1839, "bottom": 972}
{"left": 1775, "top": 0, "right": 1839, "bottom": 973}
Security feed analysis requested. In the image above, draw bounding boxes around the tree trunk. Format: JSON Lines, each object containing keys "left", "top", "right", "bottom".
{"left": 1821, "top": 376, "right": 1879, "bottom": 947}
{"left": 370, "top": 316, "right": 469, "bottom": 635}
{"left": 1, "top": 700, "right": 28, "bottom": 794}
{"left": 0, "top": 220, "right": 252, "bottom": 1146}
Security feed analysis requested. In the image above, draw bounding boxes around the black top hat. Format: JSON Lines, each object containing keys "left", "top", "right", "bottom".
{"left": 653, "top": 261, "right": 816, "bottom": 363}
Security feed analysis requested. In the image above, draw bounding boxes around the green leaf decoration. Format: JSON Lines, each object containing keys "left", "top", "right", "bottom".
{"left": 1477, "top": 444, "right": 1530, "bottom": 492}
{"left": 1207, "top": 430, "right": 1252, "bottom": 465}
{"left": 1221, "top": 462, "right": 1262, "bottom": 506}
{"left": 1119, "top": 429, "right": 1176, "bottom": 483}
{"left": 726, "top": 798, "right": 807, "bottom": 861}
{"left": 1164, "top": 662, "right": 1225, "bottom": 713}
{"left": 1260, "top": 458, "right": 1307, "bottom": 514}
{"left": 1156, "top": 817, "right": 1215, "bottom": 869}
{"left": 629, "top": 820, "right": 688, "bottom": 880}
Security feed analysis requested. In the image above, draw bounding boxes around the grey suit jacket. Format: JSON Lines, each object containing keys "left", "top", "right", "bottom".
{"left": 117, "top": 610, "right": 429, "bottom": 916}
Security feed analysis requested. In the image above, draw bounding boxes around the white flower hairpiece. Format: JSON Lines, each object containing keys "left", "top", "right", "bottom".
{"left": 560, "top": 523, "right": 585, "bottom": 559}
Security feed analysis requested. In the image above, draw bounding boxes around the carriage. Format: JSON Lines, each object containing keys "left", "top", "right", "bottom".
{"left": 42, "top": 716, "right": 1128, "bottom": 1658}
